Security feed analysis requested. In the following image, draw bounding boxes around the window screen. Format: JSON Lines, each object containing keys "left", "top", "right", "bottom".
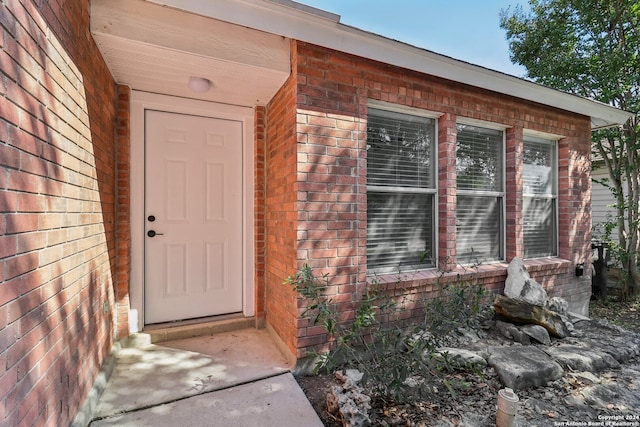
{"left": 456, "top": 124, "right": 504, "bottom": 264}
{"left": 523, "top": 136, "right": 557, "bottom": 258}
{"left": 367, "top": 108, "right": 436, "bottom": 270}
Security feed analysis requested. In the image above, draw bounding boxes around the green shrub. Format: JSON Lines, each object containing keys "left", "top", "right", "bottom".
{"left": 285, "top": 264, "right": 491, "bottom": 403}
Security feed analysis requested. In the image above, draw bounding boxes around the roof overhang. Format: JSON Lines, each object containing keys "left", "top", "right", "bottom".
{"left": 92, "top": 0, "right": 633, "bottom": 128}
{"left": 91, "top": 0, "right": 291, "bottom": 106}
{"left": 143, "top": 0, "right": 633, "bottom": 129}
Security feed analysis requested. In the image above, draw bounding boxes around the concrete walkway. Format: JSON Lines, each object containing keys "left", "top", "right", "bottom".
{"left": 88, "top": 328, "right": 323, "bottom": 427}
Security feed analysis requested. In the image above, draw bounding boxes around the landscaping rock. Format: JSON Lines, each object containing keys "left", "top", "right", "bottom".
{"left": 543, "top": 344, "right": 620, "bottom": 372}
{"left": 571, "top": 320, "right": 640, "bottom": 363}
{"left": 432, "top": 348, "right": 487, "bottom": 368}
{"left": 581, "top": 378, "right": 640, "bottom": 411}
{"left": 520, "top": 324, "right": 551, "bottom": 345}
{"left": 495, "top": 320, "right": 531, "bottom": 344}
{"left": 452, "top": 327, "right": 482, "bottom": 344}
{"left": 335, "top": 369, "right": 364, "bottom": 388}
{"left": 559, "top": 313, "right": 575, "bottom": 336}
{"left": 494, "top": 295, "right": 570, "bottom": 338}
{"left": 504, "top": 257, "right": 547, "bottom": 306}
{"left": 302, "top": 314, "right": 640, "bottom": 427}
{"left": 327, "top": 370, "right": 371, "bottom": 427}
{"left": 567, "top": 371, "right": 601, "bottom": 385}
{"left": 546, "top": 296, "right": 569, "bottom": 314}
{"left": 486, "top": 346, "right": 563, "bottom": 391}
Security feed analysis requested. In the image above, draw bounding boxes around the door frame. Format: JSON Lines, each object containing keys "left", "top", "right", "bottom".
{"left": 129, "top": 91, "right": 255, "bottom": 331}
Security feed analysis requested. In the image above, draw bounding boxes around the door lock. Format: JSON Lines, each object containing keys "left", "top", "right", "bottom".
{"left": 147, "top": 230, "right": 164, "bottom": 237}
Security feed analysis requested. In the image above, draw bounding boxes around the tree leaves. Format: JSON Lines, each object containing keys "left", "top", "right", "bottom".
{"left": 501, "top": 0, "right": 640, "bottom": 108}
{"left": 501, "top": 0, "right": 640, "bottom": 294}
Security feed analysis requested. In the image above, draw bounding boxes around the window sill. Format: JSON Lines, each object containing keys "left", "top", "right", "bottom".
{"left": 522, "top": 257, "right": 572, "bottom": 272}
{"left": 367, "top": 257, "right": 572, "bottom": 289}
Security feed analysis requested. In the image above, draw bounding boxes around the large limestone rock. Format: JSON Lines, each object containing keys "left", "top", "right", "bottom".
{"left": 495, "top": 320, "right": 531, "bottom": 344}
{"left": 572, "top": 321, "right": 640, "bottom": 363}
{"left": 581, "top": 367, "right": 640, "bottom": 410}
{"left": 504, "top": 257, "right": 548, "bottom": 306}
{"left": 487, "top": 346, "right": 563, "bottom": 390}
{"left": 494, "top": 295, "right": 570, "bottom": 338}
{"left": 520, "top": 324, "right": 551, "bottom": 345}
{"left": 543, "top": 345, "right": 620, "bottom": 372}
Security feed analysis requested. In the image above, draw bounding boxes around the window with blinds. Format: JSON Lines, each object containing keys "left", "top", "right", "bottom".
{"left": 456, "top": 124, "right": 504, "bottom": 264}
{"left": 523, "top": 136, "right": 557, "bottom": 258}
{"left": 366, "top": 107, "right": 436, "bottom": 271}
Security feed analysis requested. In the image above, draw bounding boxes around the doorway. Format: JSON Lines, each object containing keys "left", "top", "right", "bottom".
{"left": 129, "top": 92, "right": 255, "bottom": 330}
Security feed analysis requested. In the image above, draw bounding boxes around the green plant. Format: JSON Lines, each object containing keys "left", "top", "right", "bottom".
{"left": 596, "top": 216, "right": 638, "bottom": 300}
{"left": 285, "top": 263, "right": 491, "bottom": 404}
{"left": 423, "top": 269, "right": 491, "bottom": 340}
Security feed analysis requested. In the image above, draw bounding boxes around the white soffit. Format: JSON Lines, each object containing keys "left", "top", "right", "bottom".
{"left": 149, "top": 0, "right": 633, "bottom": 128}
{"left": 90, "top": 0, "right": 290, "bottom": 106}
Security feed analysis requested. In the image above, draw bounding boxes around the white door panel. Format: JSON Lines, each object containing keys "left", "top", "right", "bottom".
{"left": 144, "top": 110, "right": 243, "bottom": 324}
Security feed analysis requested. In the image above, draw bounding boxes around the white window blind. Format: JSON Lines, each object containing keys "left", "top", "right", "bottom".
{"left": 367, "top": 108, "right": 436, "bottom": 270}
{"left": 523, "top": 136, "right": 557, "bottom": 258}
{"left": 367, "top": 109, "right": 434, "bottom": 189}
{"left": 456, "top": 124, "right": 504, "bottom": 264}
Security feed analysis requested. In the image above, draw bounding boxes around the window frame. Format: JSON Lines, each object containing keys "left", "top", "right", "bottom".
{"left": 455, "top": 118, "right": 507, "bottom": 265}
{"left": 365, "top": 101, "right": 440, "bottom": 273}
{"left": 522, "top": 133, "right": 559, "bottom": 258}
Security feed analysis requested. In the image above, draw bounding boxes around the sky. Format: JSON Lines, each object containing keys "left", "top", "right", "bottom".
{"left": 296, "top": 0, "right": 531, "bottom": 77}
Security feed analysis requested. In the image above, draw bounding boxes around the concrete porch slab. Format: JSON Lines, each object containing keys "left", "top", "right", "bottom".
{"left": 90, "top": 328, "right": 320, "bottom": 425}
{"left": 90, "top": 372, "right": 322, "bottom": 427}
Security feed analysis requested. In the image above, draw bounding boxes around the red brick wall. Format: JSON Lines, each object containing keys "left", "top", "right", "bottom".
{"left": 0, "top": 1, "right": 117, "bottom": 425}
{"left": 264, "top": 47, "right": 301, "bottom": 357}
{"left": 437, "top": 113, "right": 457, "bottom": 271}
{"left": 254, "top": 105, "right": 266, "bottom": 322}
{"left": 557, "top": 133, "right": 594, "bottom": 309}
{"left": 288, "top": 41, "right": 593, "bottom": 357}
{"left": 506, "top": 126, "right": 524, "bottom": 261}
{"left": 115, "top": 85, "right": 130, "bottom": 338}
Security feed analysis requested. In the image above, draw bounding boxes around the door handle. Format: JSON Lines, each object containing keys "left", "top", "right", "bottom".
{"left": 147, "top": 230, "right": 164, "bottom": 237}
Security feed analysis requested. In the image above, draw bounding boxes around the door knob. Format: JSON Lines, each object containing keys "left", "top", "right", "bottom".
{"left": 147, "top": 230, "right": 164, "bottom": 237}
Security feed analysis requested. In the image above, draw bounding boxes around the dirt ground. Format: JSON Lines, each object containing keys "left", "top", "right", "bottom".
{"left": 590, "top": 295, "right": 640, "bottom": 333}
{"left": 295, "top": 294, "right": 640, "bottom": 427}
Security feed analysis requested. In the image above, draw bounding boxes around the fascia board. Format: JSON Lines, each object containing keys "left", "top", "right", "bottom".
{"left": 149, "top": 0, "right": 634, "bottom": 128}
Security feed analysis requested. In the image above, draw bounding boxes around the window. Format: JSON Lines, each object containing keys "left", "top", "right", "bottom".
{"left": 366, "top": 107, "right": 436, "bottom": 271}
{"left": 523, "top": 136, "right": 557, "bottom": 258}
{"left": 456, "top": 123, "right": 504, "bottom": 264}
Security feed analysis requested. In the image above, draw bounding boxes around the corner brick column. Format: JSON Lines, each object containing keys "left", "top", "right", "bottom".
{"left": 254, "top": 105, "right": 266, "bottom": 324}
{"left": 115, "top": 85, "right": 131, "bottom": 338}
{"left": 505, "top": 126, "right": 523, "bottom": 261}
{"left": 557, "top": 133, "right": 592, "bottom": 265}
{"left": 438, "top": 113, "right": 457, "bottom": 270}
{"left": 557, "top": 131, "right": 593, "bottom": 314}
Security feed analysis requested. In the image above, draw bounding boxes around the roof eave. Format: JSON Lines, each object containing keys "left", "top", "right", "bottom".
{"left": 147, "top": 0, "right": 634, "bottom": 129}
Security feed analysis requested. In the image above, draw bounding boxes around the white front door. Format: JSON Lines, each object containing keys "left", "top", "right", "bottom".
{"left": 144, "top": 110, "right": 243, "bottom": 324}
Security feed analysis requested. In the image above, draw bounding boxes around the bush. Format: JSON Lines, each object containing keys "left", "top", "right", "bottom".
{"left": 284, "top": 264, "right": 491, "bottom": 403}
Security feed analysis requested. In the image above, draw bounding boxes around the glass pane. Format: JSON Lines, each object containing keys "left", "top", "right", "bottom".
{"left": 367, "top": 192, "right": 434, "bottom": 270}
{"left": 524, "top": 196, "right": 557, "bottom": 258}
{"left": 367, "top": 108, "right": 435, "bottom": 189}
{"left": 523, "top": 137, "right": 555, "bottom": 195}
{"left": 456, "top": 195, "right": 502, "bottom": 264}
{"left": 456, "top": 125, "right": 503, "bottom": 192}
